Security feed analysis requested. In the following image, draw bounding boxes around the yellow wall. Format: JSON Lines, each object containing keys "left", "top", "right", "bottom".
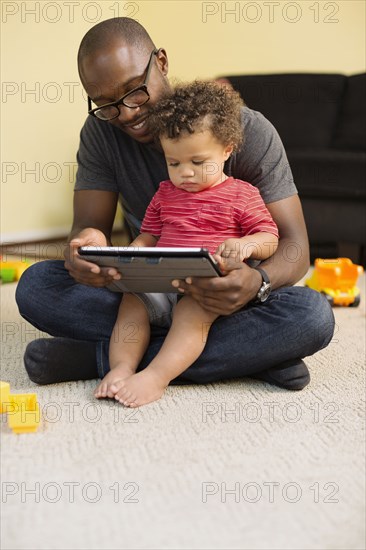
{"left": 1, "top": 0, "right": 365, "bottom": 243}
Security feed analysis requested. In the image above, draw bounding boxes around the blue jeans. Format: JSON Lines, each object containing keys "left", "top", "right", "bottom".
{"left": 15, "top": 260, "right": 335, "bottom": 383}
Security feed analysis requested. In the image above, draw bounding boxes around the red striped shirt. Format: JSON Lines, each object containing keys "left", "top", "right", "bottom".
{"left": 141, "top": 178, "right": 279, "bottom": 254}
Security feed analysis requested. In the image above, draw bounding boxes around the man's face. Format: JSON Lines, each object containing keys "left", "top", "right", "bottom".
{"left": 160, "top": 130, "right": 233, "bottom": 193}
{"left": 79, "top": 41, "right": 171, "bottom": 143}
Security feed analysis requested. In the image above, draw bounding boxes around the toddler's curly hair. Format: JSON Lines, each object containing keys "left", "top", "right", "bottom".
{"left": 149, "top": 80, "right": 244, "bottom": 151}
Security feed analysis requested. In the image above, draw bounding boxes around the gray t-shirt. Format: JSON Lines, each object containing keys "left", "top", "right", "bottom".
{"left": 75, "top": 106, "right": 297, "bottom": 238}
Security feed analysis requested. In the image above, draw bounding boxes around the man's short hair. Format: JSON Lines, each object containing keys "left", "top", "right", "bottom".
{"left": 77, "top": 17, "right": 155, "bottom": 66}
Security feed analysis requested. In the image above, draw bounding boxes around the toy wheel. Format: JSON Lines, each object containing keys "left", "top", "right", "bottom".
{"left": 349, "top": 295, "right": 361, "bottom": 308}
{"left": 321, "top": 292, "right": 334, "bottom": 307}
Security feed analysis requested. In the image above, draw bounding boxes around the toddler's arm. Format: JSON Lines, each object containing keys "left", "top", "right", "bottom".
{"left": 129, "top": 232, "right": 158, "bottom": 248}
{"left": 216, "top": 232, "right": 278, "bottom": 263}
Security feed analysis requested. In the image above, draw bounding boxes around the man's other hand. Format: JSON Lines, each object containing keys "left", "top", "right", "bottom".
{"left": 171, "top": 256, "right": 262, "bottom": 316}
{"left": 64, "top": 227, "right": 121, "bottom": 287}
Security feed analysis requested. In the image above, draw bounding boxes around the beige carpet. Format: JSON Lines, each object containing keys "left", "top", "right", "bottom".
{"left": 1, "top": 270, "right": 365, "bottom": 550}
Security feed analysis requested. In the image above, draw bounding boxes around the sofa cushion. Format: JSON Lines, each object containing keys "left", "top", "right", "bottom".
{"left": 332, "top": 73, "right": 366, "bottom": 151}
{"left": 301, "top": 197, "right": 366, "bottom": 245}
{"left": 287, "top": 149, "right": 366, "bottom": 200}
{"left": 224, "top": 74, "right": 347, "bottom": 149}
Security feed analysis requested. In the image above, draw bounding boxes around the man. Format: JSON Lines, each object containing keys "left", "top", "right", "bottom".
{"left": 16, "top": 17, "right": 334, "bottom": 389}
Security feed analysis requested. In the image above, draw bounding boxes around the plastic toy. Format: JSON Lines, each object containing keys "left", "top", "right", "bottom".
{"left": 0, "top": 257, "right": 31, "bottom": 283}
{"left": 305, "top": 258, "right": 364, "bottom": 307}
{"left": 0, "top": 381, "right": 10, "bottom": 414}
{"left": 0, "top": 381, "right": 41, "bottom": 433}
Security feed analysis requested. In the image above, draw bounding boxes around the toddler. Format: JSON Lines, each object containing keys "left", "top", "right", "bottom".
{"left": 94, "top": 81, "right": 279, "bottom": 407}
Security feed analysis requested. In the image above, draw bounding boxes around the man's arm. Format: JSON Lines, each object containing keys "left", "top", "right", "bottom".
{"left": 68, "top": 190, "right": 118, "bottom": 244}
{"left": 264, "top": 194, "right": 310, "bottom": 288}
{"left": 172, "top": 194, "right": 310, "bottom": 316}
{"left": 64, "top": 189, "right": 123, "bottom": 287}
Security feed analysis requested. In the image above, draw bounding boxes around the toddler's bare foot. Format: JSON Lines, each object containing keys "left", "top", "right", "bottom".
{"left": 94, "top": 364, "right": 135, "bottom": 399}
{"left": 114, "top": 369, "right": 169, "bottom": 407}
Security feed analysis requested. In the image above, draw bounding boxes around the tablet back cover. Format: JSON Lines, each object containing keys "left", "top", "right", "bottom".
{"left": 83, "top": 255, "right": 221, "bottom": 293}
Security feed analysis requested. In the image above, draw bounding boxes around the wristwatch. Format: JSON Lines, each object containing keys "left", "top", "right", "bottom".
{"left": 253, "top": 267, "right": 271, "bottom": 303}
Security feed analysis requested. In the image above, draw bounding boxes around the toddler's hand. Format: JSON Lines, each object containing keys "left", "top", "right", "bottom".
{"left": 216, "top": 239, "right": 246, "bottom": 263}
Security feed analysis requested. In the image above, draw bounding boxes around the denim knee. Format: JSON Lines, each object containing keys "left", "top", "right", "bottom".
{"left": 15, "top": 260, "right": 63, "bottom": 323}
{"left": 300, "top": 288, "right": 335, "bottom": 353}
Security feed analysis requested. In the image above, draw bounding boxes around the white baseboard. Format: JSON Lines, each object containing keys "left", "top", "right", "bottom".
{"left": 0, "top": 227, "right": 70, "bottom": 245}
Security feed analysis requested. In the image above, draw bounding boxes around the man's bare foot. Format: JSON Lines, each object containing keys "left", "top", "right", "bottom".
{"left": 113, "top": 369, "right": 169, "bottom": 407}
{"left": 94, "top": 364, "right": 135, "bottom": 399}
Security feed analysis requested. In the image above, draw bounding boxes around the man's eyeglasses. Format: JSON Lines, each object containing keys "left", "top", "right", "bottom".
{"left": 88, "top": 48, "right": 159, "bottom": 121}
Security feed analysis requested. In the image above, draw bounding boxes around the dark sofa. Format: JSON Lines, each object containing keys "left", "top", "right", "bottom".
{"left": 217, "top": 73, "right": 366, "bottom": 265}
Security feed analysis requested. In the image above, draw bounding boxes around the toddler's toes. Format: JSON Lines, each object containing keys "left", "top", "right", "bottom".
{"left": 95, "top": 383, "right": 105, "bottom": 398}
{"left": 106, "top": 385, "right": 118, "bottom": 398}
{"left": 111, "top": 379, "right": 125, "bottom": 392}
{"left": 115, "top": 386, "right": 128, "bottom": 399}
{"left": 101, "top": 383, "right": 111, "bottom": 398}
{"left": 120, "top": 392, "right": 137, "bottom": 407}
{"left": 123, "top": 393, "right": 139, "bottom": 407}
{"left": 109, "top": 380, "right": 125, "bottom": 397}
{"left": 114, "top": 391, "right": 128, "bottom": 405}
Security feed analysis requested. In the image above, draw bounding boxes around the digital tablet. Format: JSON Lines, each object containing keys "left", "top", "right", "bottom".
{"left": 78, "top": 247, "right": 223, "bottom": 293}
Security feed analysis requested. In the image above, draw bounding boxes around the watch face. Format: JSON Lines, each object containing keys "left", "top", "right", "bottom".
{"left": 258, "top": 282, "right": 271, "bottom": 302}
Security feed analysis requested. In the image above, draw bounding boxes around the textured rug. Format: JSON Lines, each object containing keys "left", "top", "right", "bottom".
{"left": 1, "top": 270, "right": 365, "bottom": 550}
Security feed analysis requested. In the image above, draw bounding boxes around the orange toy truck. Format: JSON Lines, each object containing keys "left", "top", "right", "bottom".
{"left": 305, "top": 258, "right": 364, "bottom": 307}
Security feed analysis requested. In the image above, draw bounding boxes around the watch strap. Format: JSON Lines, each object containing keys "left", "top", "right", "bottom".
{"left": 253, "top": 266, "right": 270, "bottom": 285}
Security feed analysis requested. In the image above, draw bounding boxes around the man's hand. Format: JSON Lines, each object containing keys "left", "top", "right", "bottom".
{"left": 171, "top": 256, "right": 262, "bottom": 316}
{"left": 64, "top": 227, "right": 122, "bottom": 287}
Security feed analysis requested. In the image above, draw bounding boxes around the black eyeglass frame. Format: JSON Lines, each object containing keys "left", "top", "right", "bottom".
{"left": 87, "top": 48, "right": 160, "bottom": 121}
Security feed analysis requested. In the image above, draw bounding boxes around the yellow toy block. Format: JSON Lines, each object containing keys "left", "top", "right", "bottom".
{"left": 7, "top": 394, "right": 41, "bottom": 434}
{"left": 0, "top": 381, "right": 41, "bottom": 433}
{"left": 0, "top": 381, "right": 11, "bottom": 413}
{"left": 0, "top": 258, "right": 31, "bottom": 283}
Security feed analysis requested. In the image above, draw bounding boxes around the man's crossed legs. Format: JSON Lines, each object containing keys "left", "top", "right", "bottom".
{"left": 15, "top": 260, "right": 335, "bottom": 392}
